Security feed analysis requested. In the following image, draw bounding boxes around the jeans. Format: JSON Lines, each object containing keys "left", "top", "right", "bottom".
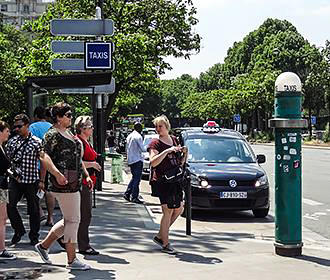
{"left": 125, "top": 161, "right": 143, "bottom": 200}
{"left": 7, "top": 179, "right": 40, "bottom": 241}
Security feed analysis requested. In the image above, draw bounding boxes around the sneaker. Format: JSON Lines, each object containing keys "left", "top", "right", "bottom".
{"left": 10, "top": 232, "right": 24, "bottom": 245}
{"left": 0, "top": 249, "right": 16, "bottom": 260}
{"left": 161, "top": 244, "right": 177, "bottom": 255}
{"left": 66, "top": 258, "right": 91, "bottom": 270}
{"left": 153, "top": 236, "right": 163, "bottom": 247}
{"left": 131, "top": 197, "right": 144, "bottom": 204}
{"left": 79, "top": 247, "right": 99, "bottom": 255}
{"left": 35, "top": 243, "right": 52, "bottom": 264}
{"left": 123, "top": 193, "right": 131, "bottom": 202}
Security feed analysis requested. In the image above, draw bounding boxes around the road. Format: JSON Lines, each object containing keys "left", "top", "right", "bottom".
{"left": 251, "top": 144, "right": 330, "bottom": 240}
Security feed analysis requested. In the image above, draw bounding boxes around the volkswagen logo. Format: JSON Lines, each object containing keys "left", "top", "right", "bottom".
{"left": 229, "top": 180, "right": 237, "bottom": 188}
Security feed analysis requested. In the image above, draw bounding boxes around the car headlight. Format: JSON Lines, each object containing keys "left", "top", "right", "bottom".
{"left": 255, "top": 175, "right": 268, "bottom": 187}
{"left": 200, "top": 180, "right": 209, "bottom": 188}
{"left": 190, "top": 174, "right": 210, "bottom": 188}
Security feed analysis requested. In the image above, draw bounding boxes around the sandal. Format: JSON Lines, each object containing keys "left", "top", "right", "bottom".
{"left": 79, "top": 247, "right": 99, "bottom": 255}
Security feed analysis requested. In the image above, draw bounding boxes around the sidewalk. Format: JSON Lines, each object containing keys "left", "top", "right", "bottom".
{"left": 1, "top": 168, "right": 330, "bottom": 279}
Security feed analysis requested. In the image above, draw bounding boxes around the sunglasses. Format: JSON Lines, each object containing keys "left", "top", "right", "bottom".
{"left": 84, "top": 125, "right": 94, "bottom": 129}
{"left": 13, "top": 124, "right": 24, "bottom": 129}
{"left": 64, "top": 112, "right": 72, "bottom": 118}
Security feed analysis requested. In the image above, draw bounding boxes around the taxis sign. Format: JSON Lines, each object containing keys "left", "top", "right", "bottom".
{"left": 85, "top": 42, "right": 113, "bottom": 70}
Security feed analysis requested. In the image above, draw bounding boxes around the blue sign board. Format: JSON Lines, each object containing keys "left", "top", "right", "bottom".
{"left": 311, "top": 116, "right": 316, "bottom": 125}
{"left": 233, "top": 114, "right": 241, "bottom": 123}
{"left": 85, "top": 42, "right": 113, "bottom": 70}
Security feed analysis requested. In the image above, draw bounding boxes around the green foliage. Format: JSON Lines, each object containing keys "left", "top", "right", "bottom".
{"left": 181, "top": 18, "right": 330, "bottom": 133}
{"left": 23, "top": 0, "right": 201, "bottom": 119}
{"left": 323, "top": 123, "right": 330, "bottom": 142}
{"left": 0, "top": 23, "right": 31, "bottom": 122}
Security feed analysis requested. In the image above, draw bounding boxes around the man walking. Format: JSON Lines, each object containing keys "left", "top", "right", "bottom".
{"left": 6, "top": 114, "right": 43, "bottom": 245}
{"left": 123, "top": 122, "right": 145, "bottom": 204}
{"left": 29, "top": 106, "right": 55, "bottom": 227}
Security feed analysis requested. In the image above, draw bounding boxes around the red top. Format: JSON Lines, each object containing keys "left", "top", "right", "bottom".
{"left": 148, "top": 136, "right": 180, "bottom": 182}
{"left": 77, "top": 135, "right": 98, "bottom": 185}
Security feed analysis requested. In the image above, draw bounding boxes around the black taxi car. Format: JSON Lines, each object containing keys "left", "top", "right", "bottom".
{"left": 177, "top": 121, "right": 269, "bottom": 218}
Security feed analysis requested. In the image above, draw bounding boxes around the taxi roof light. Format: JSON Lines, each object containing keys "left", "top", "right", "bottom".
{"left": 202, "top": 121, "right": 220, "bottom": 133}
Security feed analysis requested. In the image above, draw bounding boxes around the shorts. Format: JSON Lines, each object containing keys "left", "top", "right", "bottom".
{"left": 151, "top": 181, "right": 183, "bottom": 208}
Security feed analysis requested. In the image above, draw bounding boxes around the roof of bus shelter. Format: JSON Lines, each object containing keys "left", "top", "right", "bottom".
{"left": 25, "top": 72, "right": 112, "bottom": 90}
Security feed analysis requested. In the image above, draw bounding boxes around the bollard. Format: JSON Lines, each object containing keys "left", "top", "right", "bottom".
{"left": 109, "top": 153, "right": 123, "bottom": 184}
{"left": 269, "top": 72, "right": 308, "bottom": 257}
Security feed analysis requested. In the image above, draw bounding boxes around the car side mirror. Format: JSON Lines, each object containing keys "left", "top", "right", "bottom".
{"left": 257, "top": 154, "right": 266, "bottom": 164}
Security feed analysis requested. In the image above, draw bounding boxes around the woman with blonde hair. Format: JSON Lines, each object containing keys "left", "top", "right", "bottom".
{"left": 148, "top": 115, "right": 187, "bottom": 254}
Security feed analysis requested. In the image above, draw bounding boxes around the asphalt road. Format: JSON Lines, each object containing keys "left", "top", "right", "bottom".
{"left": 251, "top": 144, "right": 330, "bottom": 240}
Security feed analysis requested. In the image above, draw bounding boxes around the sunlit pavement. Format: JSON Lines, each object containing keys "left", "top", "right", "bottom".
{"left": 1, "top": 160, "right": 330, "bottom": 279}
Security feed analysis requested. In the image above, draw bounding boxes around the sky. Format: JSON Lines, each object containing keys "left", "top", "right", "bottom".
{"left": 161, "top": 0, "right": 330, "bottom": 79}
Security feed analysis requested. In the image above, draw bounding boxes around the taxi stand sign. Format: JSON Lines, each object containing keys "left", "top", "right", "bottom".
{"left": 85, "top": 42, "right": 113, "bottom": 70}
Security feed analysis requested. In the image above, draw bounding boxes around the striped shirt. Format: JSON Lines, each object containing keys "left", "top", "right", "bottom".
{"left": 6, "top": 133, "right": 42, "bottom": 184}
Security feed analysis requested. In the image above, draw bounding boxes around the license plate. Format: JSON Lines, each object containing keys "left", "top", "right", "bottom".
{"left": 220, "top": 192, "right": 247, "bottom": 199}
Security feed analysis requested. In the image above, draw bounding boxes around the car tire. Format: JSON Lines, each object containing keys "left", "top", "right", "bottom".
{"left": 252, "top": 207, "right": 269, "bottom": 218}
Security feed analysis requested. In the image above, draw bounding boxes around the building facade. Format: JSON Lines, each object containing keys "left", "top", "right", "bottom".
{"left": 0, "top": 0, "right": 53, "bottom": 26}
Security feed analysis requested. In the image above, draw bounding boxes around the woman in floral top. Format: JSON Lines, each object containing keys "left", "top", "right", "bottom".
{"left": 35, "top": 102, "right": 93, "bottom": 271}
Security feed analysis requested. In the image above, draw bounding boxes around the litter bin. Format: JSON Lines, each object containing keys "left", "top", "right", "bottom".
{"left": 108, "top": 153, "right": 124, "bottom": 184}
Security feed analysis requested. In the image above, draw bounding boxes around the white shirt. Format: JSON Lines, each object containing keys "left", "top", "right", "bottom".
{"left": 126, "top": 130, "right": 146, "bottom": 165}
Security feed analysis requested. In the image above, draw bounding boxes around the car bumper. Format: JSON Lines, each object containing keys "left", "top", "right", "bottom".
{"left": 190, "top": 185, "right": 269, "bottom": 210}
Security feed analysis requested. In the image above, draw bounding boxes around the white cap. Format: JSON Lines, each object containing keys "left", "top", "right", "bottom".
{"left": 275, "top": 72, "right": 302, "bottom": 92}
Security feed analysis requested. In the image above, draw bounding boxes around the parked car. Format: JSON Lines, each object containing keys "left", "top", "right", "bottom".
{"left": 142, "top": 134, "right": 159, "bottom": 176}
{"left": 179, "top": 121, "right": 269, "bottom": 218}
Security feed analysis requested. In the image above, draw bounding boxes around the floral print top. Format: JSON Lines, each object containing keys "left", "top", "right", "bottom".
{"left": 43, "top": 127, "right": 82, "bottom": 193}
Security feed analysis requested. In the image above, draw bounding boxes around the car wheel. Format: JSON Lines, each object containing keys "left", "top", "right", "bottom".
{"left": 252, "top": 207, "right": 269, "bottom": 218}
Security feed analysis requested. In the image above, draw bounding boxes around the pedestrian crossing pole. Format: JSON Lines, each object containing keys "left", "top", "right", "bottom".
{"left": 269, "top": 72, "right": 307, "bottom": 257}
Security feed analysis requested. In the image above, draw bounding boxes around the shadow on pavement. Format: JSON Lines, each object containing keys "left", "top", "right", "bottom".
{"left": 0, "top": 264, "right": 62, "bottom": 279}
{"left": 175, "top": 252, "right": 223, "bottom": 264}
{"left": 294, "top": 254, "right": 330, "bottom": 267}
{"left": 68, "top": 268, "right": 116, "bottom": 279}
{"left": 191, "top": 209, "right": 274, "bottom": 223}
{"left": 82, "top": 253, "right": 129, "bottom": 265}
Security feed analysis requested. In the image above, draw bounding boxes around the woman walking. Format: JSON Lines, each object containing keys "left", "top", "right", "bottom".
{"left": 148, "top": 115, "right": 187, "bottom": 254}
{"left": 0, "top": 121, "right": 16, "bottom": 260}
{"left": 75, "top": 116, "right": 101, "bottom": 255}
{"left": 35, "top": 103, "right": 93, "bottom": 270}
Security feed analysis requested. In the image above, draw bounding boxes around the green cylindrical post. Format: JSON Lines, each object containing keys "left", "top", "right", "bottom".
{"left": 269, "top": 72, "right": 307, "bottom": 257}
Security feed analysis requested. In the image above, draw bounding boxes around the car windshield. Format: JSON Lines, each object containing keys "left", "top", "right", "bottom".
{"left": 186, "top": 137, "right": 256, "bottom": 163}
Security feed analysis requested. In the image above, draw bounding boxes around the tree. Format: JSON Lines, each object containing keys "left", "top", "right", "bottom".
{"left": 0, "top": 23, "right": 31, "bottom": 122}
{"left": 23, "top": 0, "right": 201, "bottom": 119}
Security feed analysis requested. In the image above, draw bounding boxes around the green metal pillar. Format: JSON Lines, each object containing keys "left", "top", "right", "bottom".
{"left": 269, "top": 72, "right": 307, "bottom": 257}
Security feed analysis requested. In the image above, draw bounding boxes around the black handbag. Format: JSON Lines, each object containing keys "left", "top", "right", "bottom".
{"left": 162, "top": 165, "right": 184, "bottom": 184}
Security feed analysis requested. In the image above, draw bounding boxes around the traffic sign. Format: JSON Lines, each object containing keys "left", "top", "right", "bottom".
{"left": 85, "top": 42, "right": 113, "bottom": 70}
{"left": 50, "top": 19, "right": 114, "bottom": 36}
{"left": 51, "top": 41, "right": 84, "bottom": 54}
{"left": 60, "top": 77, "right": 115, "bottom": 94}
{"left": 233, "top": 114, "right": 241, "bottom": 123}
{"left": 51, "top": 59, "right": 85, "bottom": 71}
{"left": 311, "top": 116, "right": 316, "bottom": 125}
